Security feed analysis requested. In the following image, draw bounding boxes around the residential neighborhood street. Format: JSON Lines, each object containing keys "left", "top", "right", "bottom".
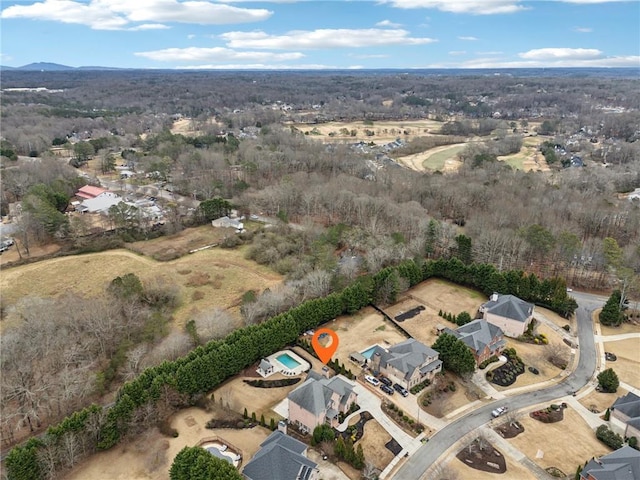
{"left": 392, "top": 291, "right": 603, "bottom": 480}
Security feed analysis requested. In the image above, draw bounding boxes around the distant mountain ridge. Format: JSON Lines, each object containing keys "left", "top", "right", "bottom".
{"left": 0, "top": 62, "right": 123, "bottom": 71}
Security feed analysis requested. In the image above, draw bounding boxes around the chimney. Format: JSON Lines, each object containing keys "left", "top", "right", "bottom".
{"left": 278, "top": 420, "right": 287, "bottom": 434}
{"left": 322, "top": 366, "right": 331, "bottom": 378}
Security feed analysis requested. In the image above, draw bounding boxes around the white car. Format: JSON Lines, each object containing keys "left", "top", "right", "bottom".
{"left": 365, "top": 375, "right": 380, "bottom": 386}
{"left": 491, "top": 406, "right": 508, "bottom": 418}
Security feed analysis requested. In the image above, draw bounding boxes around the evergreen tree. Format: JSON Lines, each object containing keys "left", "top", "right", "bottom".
{"left": 432, "top": 333, "right": 476, "bottom": 376}
{"left": 599, "top": 290, "right": 625, "bottom": 327}
{"left": 597, "top": 368, "right": 620, "bottom": 393}
{"left": 169, "top": 446, "right": 242, "bottom": 480}
{"left": 454, "top": 234, "right": 473, "bottom": 265}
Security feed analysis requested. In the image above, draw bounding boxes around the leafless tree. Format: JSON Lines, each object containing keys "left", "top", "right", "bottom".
{"left": 194, "top": 308, "right": 237, "bottom": 343}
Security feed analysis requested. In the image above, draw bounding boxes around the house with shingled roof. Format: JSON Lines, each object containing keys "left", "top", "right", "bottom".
{"left": 480, "top": 293, "right": 535, "bottom": 338}
{"left": 443, "top": 319, "right": 506, "bottom": 365}
{"left": 287, "top": 372, "right": 357, "bottom": 434}
{"left": 580, "top": 446, "right": 640, "bottom": 480}
{"left": 369, "top": 338, "right": 442, "bottom": 390}
{"left": 242, "top": 430, "right": 318, "bottom": 480}
{"left": 610, "top": 392, "right": 640, "bottom": 441}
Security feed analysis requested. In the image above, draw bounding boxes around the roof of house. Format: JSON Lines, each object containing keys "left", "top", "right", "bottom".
{"left": 76, "top": 185, "right": 107, "bottom": 199}
{"left": 79, "top": 192, "right": 123, "bottom": 213}
{"left": 259, "top": 359, "right": 272, "bottom": 371}
{"left": 450, "top": 319, "right": 505, "bottom": 355}
{"left": 288, "top": 373, "right": 355, "bottom": 417}
{"left": 612, "top": 392, "right": 640, "bottom": 424}
{"left": 243, "top": 431, "right": 317, "bottom": 480}
{"left": 374, "top": 339, "right": 441, "bottom": 381}
{"left": 581, "top": 446, "right": 640, "bottom": 480}
{"left": 483, "top": 294, "right": 534, "bottom": 323}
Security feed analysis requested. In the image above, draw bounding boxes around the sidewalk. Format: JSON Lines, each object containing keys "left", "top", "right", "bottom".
{"left": 563, "top": 395, "right": 604, "bottom": 430}
{"left": 472, "top": 366, "right": 506, "bottom": 400}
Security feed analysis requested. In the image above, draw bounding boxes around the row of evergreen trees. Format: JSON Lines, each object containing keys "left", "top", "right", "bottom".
{"left": 6, "top": 256, "right": 577, "bottom": 479}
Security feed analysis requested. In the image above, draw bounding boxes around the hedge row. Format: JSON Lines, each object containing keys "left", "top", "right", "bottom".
{"left": 6, "top": 257, "right": 577, "bottom": 479}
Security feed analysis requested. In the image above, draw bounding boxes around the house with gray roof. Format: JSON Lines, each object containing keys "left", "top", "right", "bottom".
{"left": 610, "top": 392, "right": 640, "bottom": 441}
{"left": 480, "top": 293, "right": 535, "bottom": 338}
{"left": 580, "top": 446, "right": 640, "bottom": 480}
{"left": 369, "top": 338, "right": 442, "bottom": 390}
{"left": 243, "top": 430, "right": 318, "bottom": 480}
{"left": 287, "top": 373, "right": 357, "bottom": 434}
{"left": 443, "top": 319, "right": 506, "bottom": 364}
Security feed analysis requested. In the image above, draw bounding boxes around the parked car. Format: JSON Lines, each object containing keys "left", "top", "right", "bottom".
{"left": 379, "top": 376, "right": 392, "bottom": 387}
{"left": 380, "top": 384, "right": 394, "bottom": 395}
{"left": 365, "top": 375, "right": 380, "bottom": 386}
{"left": 393, "top": 383, "right": 409, "bottom": 397}
{"left": 491, "top": 406, "right": 508, "bottom": 418}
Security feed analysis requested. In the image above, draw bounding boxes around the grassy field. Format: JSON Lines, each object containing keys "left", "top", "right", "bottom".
{"left": 0, "top": 242, "right": 281, "bottom": 327}
{"left": 355, "top": 420, "right": 394, "bottom": 471}
{"left": 444, "top": 447, "right": 537, "bottom": 480}
{"left": 579, "top": 388, "right": 628, "bottom": 414}
{"left": 422, "top": 144, "right": 466, "bottom": 171}
{"left": 508, "top": 407, "right": 611, "bottom": 475}
{"left": 498, "top": 135, "right": 549, "bottom": 172}
{"left": 603, "top": 338, "right": 640, "bottom": 389}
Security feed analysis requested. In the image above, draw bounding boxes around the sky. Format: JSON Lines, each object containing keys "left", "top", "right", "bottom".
{"left": 1, "top": 0, "right": 639, "bottom": 69}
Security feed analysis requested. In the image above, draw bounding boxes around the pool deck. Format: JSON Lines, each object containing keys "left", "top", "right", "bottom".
{"left": 258, "top": 349, "right": 311, "bottom": 378}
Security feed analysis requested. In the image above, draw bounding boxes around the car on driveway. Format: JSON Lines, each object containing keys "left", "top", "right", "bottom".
{"left": 379, "top": 376, "right": 392, "bottom": 387}
{"left": 365, "top": 375, "right": 380, "bottom": 386}
{"left": 393, "top": 383, "right": 409, "bottom": 397}
{"left": 380, "top": 384, "right": 394, "bottom": 395}
{"left": 491, "top": 406, "right": 508, "bottom": 418}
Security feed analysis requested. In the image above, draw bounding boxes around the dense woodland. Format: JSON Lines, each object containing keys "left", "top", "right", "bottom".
{"left": 1, "top": 69, "right": 639, "bottom": 478}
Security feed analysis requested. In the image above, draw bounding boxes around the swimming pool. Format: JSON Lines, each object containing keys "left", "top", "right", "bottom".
{"left": 277, "top": 353, "right": 302, "bottom": 369}
{"left": 361, "top": 345, "right": 380, "bottom": 360}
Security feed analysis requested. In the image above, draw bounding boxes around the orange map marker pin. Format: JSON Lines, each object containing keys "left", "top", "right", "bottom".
{"left": 311, "top": 328, "right": 339, "bottom": 364}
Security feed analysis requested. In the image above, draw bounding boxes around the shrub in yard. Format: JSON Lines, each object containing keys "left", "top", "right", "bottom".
{"left": 596, "top": 425, "right": 623, "bottom": 450}
{"left": 597, "top": 368, "right": 620, "bottom": 393}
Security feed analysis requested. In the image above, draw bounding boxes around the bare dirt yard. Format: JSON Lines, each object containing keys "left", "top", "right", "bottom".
{"left": 603, "top": 338, "right": 640, "bottom": 389}
{"left": 508, "top": 407, "right": 610, "bottom": 476}
{"left": 579, "top": 388, "right": 629, "bottom": 414}
{"left": 355, "top": 419, "right": 394, "bottom": 472}
{"left": 330, "top": 307, "right": 409, "bottom": 375}
{"left": 289, "top": 119, "right": 445, "bottom": 144}
{"left": 0, "top": 244, "right": 281, "bottom": 327}
{"left": 391, "top": 279, "right": 486, "bottom": 346}
{"left": 64, "top": 407, "right": 271, "bottom": 480}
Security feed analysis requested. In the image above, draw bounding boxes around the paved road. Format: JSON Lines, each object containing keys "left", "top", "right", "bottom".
{"left": 392, "top": 292, "right": 603, "bottom": 480}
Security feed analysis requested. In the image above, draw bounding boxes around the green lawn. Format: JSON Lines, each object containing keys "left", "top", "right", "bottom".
{"left": 422, "top": 144, "right": 466, "bottom": 170}
{"left": 501, "top": 155, "right": 526, "bottom": 170}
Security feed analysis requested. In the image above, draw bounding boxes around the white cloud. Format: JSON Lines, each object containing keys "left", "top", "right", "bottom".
{"left": 518, "top": 47, "right": 602, "bottom": 60}
{"left": 220, "top": 29, "right": 437, "bottom": 49}
{"left": 1, "top": 0, "right": 272, "bottom": 30}
{"left": 458, "top": 36, "right": 478, "bottom": 40}
{"left": 376, "top": 19, "right": 403, "bottom": 27}
{"left": 135, "top": 47, "right": 304, "bottom": 62}
{"left": 128, "top": 23, "right": 170, "bottom": 31}
{"left": 187, "top": 34, "right": 196, "bottom": 39}
{"left": 558, "top": 0, "right": 629, "bottom": 3}
{"left": 573, "top": 26, "right": 593, "bottom": 32}
{"left": 449, "top": 50, "right": 467, "bottom": 55}
{"left": 385, "top": 0, "right": 527, "bottom": 15}
{"left": 477, "top": 51, "right": 503, "bottom": 55}
{"left": 349, "top": 54, "right": 390, "bottom": 59}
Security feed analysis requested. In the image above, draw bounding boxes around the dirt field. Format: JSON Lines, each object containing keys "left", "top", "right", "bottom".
{"left": 64, "top": 407, "right": 271, "bottom": 480}
{"left": 603, "top": 339, "right": 640, "bottom": 389}
{"left": 579, "top": 388, "right": 628, "bottom": 414}
{"left": 355, "top": 420, "right": 394, "bottom": 472}
{"left": 391, "top": 279, "right": 486, "bottom": 346}
{"left": 290, "top": 119, "right": 445, "bottom": 144}
{"left": 0, "top": 245, "right": 281, "bottom": 327}
{"left": 508, "top": 407, "right": 610, "bottom": 475}
{"left": 330, "top": 307, "right": 409, "bottom": 374}
{"left": 170, "top": 117, "right": 223, "bottom": 137}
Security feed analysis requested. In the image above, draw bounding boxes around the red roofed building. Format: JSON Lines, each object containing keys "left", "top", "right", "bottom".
{"left": 76, "top": 185, "right": 107, "bottom": 200}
